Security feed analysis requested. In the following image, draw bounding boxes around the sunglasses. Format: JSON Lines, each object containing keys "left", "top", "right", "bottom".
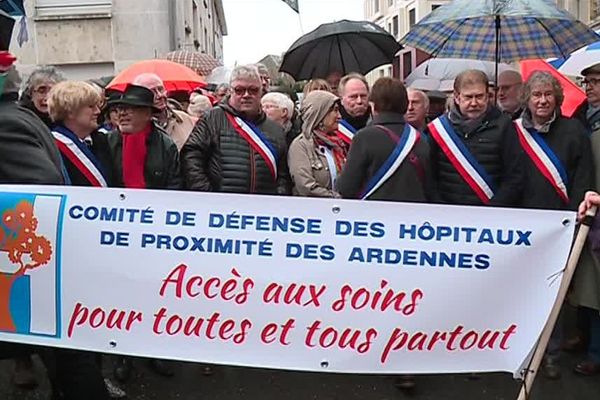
{"left": 232, "top": 86, "right": 261, "bottom": 96}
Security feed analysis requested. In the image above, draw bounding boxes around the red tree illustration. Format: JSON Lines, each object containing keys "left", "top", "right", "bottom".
{"left": 0, "top": 201, "right": 52, "bottom": 332}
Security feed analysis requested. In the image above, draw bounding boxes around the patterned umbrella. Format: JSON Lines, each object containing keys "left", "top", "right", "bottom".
{"left": 401, "top": 0, "right": 600, "bottom": 81}
{"left": 164, "top": 50, "right": 222, "bottom": 77}
{"left": 549, "top": 34, "right": 600, "bottom": 77}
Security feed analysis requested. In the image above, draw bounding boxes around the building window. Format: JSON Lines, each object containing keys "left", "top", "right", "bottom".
{"left": 408, "top": 8, "right": 416, "bottom": 28}
{"left": 388, "top": 0, "right": 394, "bottom": 6}
{"left": 35, "top": 0, "right": 112, "bottom": 17}
{"left": 374, "top": 0, "right": 379, "bottom": 14}
{"left": 392, "top": 15, "right": 398, "bottom": 37}
{"left": 402, "top": 51, "right": 413, "bottom": 79}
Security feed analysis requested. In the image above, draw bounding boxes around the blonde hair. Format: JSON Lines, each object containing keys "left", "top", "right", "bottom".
{"left": 187, "top": 92, "right": 212, "bottom": 117}
{"left": 303, "top": 79, "right": 332, "bottom": 96}
{"left": 48, "top": 81, "right": 101, "bottom": 123}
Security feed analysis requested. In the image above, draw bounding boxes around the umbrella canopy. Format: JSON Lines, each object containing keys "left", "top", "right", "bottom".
{"left": 164, "top": 50, "right": 222, "bottom": 77}
{"left": 280, "top": 19, "right": 401, "bottom": 81}
{"left": 520, "top": 59, "right": 586, "bottom": 118}
{"left": 107, "top": 60, "right": 206, "bottom": 93}
{"left": 549, "top": 34, "right": 600, "bottom": 77}
{"left": 206, "top": 66, "right": 232, "bottom": 85}
{"left": 406, "top": 58, "right": 514, "bottom": 92}
{"left": 0, "top": 11, "right": 15, "bottom": 51}
{"left": 401, "top": 0, "right": 600, "bottom": 64}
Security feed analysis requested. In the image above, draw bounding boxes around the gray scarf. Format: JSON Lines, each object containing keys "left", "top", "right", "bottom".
{"left": 448, "top": 104, "right": 489, "bottom": 136}
{"left": 521, "top": 108, "right": 557, "bottom": 133}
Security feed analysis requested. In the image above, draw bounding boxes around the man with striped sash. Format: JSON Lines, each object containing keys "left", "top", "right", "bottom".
{"left": 337, "top": 73, "right": 370, "bottom": 145}
{"left": 182, "top": 65, "right": 291, "bottom": 195}
{"left": 428, "top": 70, "right": 524, "bottom": 207}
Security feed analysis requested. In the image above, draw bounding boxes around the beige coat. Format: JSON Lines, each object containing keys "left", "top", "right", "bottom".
{"left": 571, "top": 123, "right": 600, "bottom": 311}
{"left": 165, "top": 109, "right": 196, "bottom": 151}
{"left": 288, "top": 134, "right": 340, "bottom": 198}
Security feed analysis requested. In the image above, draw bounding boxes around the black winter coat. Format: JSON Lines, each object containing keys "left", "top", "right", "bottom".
{"left": 337, "top": 112, "right": 434, "bottom": 202}
{"left": 107, "top": 124, "right": 182, "bottom": 190}
{"left": 519, "top": 116, "right": 593, "bottom": 211}
{"left": 56, "top": 128, "right": 114, "bottom": 187}
{"left": 0, "top": 96, "right": 64, "bottom": 184}
{"left": 181, "top": 101, "right": 291, "bottom": 194}
{"left": 429, "top": 107, "right": 524, "bottom": 206}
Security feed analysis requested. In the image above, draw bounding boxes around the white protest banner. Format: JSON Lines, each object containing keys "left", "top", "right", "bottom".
{"left": 0, "top": 185, "right": 575, "bottom": 375}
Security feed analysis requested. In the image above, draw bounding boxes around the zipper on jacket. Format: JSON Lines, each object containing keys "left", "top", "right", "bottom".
{"left": 249, "top": 147, "right": 256, "bottom": 193}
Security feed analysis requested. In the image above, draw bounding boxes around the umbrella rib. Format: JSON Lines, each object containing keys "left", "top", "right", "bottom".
{"left": 336, "top": 35, "right": 346, "bottom": 74}
{"left": 535, "top": 18, "right": 568, "bottom": 60}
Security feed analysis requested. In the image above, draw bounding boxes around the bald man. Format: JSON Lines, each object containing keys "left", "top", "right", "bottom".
{"left": 132, "top": 73, "right": 196, "bottom": 150}
{"left": 497, "top": 70, "right": 524, "bottom": 120}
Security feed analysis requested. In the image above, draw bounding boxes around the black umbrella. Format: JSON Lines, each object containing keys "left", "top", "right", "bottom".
{"left": 280, "top": 20, "right": 402, "bottom": 81}
{"left": 0, "top": 10, "right": 15, "bottom": 51}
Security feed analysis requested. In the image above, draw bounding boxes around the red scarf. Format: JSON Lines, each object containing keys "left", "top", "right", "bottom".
{"left": 122, "top": 124, "right": 152, "bottom": 188}
{"left": 313, "top": 130, "right": 349, "bottom": 175}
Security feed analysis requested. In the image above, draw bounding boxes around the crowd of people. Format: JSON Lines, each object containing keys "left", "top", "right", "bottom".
{"left": 1, "top": 56, "right": 600, "bottom": 398}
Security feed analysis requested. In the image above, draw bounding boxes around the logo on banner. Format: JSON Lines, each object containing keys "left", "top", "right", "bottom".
{"left": 0, "top": 193, "right": 64, "bottom": 338}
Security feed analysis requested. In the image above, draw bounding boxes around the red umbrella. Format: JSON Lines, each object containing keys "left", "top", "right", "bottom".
{"left": 520, "top": 59, "right": 586, "bottom": 118}
{"left": 107, "top": 59, "right": 207, "bottom": 93}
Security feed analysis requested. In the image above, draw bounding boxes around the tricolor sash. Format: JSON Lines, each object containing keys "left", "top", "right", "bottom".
{"left": 514, "top": 119, "right": 569, "bottom": 204}
{"left": 428, "top": 115, "right": 496, "bottom": 204}
{"left": 360, "top": 124, "right": 420, "bottom": 200}
{"left": 52, "top": 126, "right": 108, "bottom": 187}
{"left": 336, "top": 119, "right": 357, "bottom": 145}
{"left": 225, "top": 112, "right": 278, "bottom": 180}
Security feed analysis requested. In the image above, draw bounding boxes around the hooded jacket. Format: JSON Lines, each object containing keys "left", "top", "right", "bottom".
{"left": 181, "top": 100, "right": 291, "bottom": 194}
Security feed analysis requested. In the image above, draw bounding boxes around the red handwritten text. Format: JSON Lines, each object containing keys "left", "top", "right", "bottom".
{"left": 67, "top": 302, "right": 143, "bottom": 338}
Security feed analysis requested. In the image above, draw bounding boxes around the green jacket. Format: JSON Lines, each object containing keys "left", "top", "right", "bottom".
{"left": 107, "top": 124, "right": 182, "bottom": 190}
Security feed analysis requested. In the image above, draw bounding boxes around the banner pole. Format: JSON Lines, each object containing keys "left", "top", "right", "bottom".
{"left": 516, "top": 206, "right": 597, "bottom": 400}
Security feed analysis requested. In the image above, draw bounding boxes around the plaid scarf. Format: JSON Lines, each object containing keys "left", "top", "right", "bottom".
{"left": 313, "top": 130, "right": 349, "bottom": 175}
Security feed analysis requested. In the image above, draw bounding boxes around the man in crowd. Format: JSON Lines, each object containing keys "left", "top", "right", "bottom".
{"left": 428, "top": 69, "right": 523, "bottom": 206}
{"left": 256, "top": 63, "right": 271, "bottom": 94}
{"left": 337, "top": 73, "right": 370, "bottom": 145}
{"left": 132, "top": 73, "right": 196, "bottom": 151}
{"left": 0, "top": 61, "right": 108, "bottom": 400}
{"left": 325, "top": 70, "right": 342, "bottom": 95}
{"left": 497, "top": 70, "right": 524, "bottom": 120}
{"left": 182, "top": 64, "right": 290, "bottom": 195}
{"left": 405, "top": 88, "right": 430, "bottom": 133}
{"left": 214, "top": 83, "right": 230, "bottom": 103}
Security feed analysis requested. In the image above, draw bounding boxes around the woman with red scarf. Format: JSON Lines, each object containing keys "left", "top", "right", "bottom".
{"left": 288, "top": 90, "right": 348, "bottom": 197}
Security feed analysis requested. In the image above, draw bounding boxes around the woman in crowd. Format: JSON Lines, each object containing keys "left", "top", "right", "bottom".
{"left": 187, "top": 92, "right": 213, "bottom": 119}
{"left": 303, "top": 79, "right": 331, "bottom": 98}
{"left": 20, "top": 66, "right": 65, "bottom": 128}
{"left": 47, "top": 81, "right": 113, "bottom": 187}
{"left": 515, "top": 71, "right": 593, "bottom": 380}
{"left": 261, "top": 92, "right": 297, "bottom": 146}
{"left": 288, "top": 90, "right": 347, "bottom": 197}
{"left": 337, "top": 77, "right": 433, "bottom": 203}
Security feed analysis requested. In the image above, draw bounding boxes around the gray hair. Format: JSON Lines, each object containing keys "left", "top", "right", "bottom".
{"left": 261, "top": 92, "right": 294, "bottom": 117}
{"left": 522, "top": 71, "right": 564, "bottom": 109}
{"left": 21, "top": 66, "right": 65, "bottom": 96}
{"left": 339, "top": 73, "right": 369, "bottom": 96}
{"left": 255, "top": 63, "right": 269, "bottom": 76}
{"left": 407, "top": 88, "right": 430, "bottom": 109}
{"left": 215, "top": 82, "right": 230, "bottom": 92}
{"left": 230, "top": 65, "right": 261, "bottom": 85}
{"left": 3, "top": 66, "right": 22, "bottom": 94}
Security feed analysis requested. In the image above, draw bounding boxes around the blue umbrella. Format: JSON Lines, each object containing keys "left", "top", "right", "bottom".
{"left": 400, "top": 0, "right": 600, "bottom": 83}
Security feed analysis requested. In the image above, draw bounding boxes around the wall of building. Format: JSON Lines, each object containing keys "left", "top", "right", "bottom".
{"left": 10, "top": 0, "right": 226, "bottom": 80}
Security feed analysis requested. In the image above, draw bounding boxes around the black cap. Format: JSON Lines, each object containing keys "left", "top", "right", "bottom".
{"left": 582, "top": 62, "right": 600, "bottom": 76}
{"left": 109, "top": 84, "right": 159, "bottom": 112}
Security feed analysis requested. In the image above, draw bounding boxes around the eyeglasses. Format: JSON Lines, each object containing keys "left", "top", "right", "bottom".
{"left": 232, "top": 86, "right": 261, "bottom": 96}
{"left": 32, "top": 85, "right": 52, "bottom": 95}
{"left": 582, "top": 78, "right": 600, "bottom": 87}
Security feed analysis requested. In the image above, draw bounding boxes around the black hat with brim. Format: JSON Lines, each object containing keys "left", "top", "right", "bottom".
{"left": 109, "top": 84, "right": 160, "bottom": 112}
{"left": 582, "top": 62, "right": 600, "bottom": 77}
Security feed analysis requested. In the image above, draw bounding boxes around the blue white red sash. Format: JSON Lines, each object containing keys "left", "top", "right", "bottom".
{"left": 428, "top": 115, "right": 496, "bottom": 204}
{"left": 514, "top": 119, "right": 569, "bottom": 204}
{"left": 52, "top": 126, "right": 108, "bottom": 187}
{"left": 336, "top": 119, "right": 357, "bottom": 145}
{"left": 361, "top": 124, "right": 420, "bottom": 199}
{"left": 225, "top": 112, "right": 278, "bottom": 180}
